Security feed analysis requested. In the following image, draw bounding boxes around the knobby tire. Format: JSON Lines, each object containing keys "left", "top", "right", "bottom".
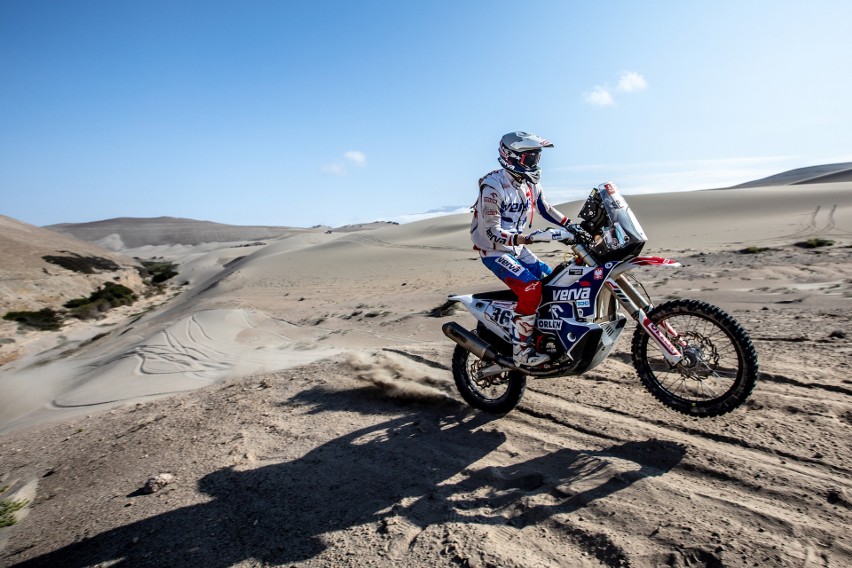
{"left": 451, "top": 326, "right": 526, "bottom": 415}
{"left": 631, "top": 299, "right": 758, "bottom": 417}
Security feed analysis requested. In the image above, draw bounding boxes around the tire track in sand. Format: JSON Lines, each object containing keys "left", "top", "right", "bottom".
{"left": 492, "top": 387, "right": 851, "bottom": 566}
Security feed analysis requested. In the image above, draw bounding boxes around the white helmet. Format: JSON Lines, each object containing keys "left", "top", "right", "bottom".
{"left": 498, "top": 131, "right": 554, "bottom": 183}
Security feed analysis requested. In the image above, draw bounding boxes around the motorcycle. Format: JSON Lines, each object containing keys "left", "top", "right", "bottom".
{"left": 443, "top": 182, "right": 758, "bottom": 417}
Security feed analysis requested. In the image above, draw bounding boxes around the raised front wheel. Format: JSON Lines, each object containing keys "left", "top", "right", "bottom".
{"left": 631, "top": 299, "right": 758, "bottom": 417}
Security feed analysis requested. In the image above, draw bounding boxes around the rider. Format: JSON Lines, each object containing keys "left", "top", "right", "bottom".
{"left": 470, "top": 131, "right": 586, "bottom": 367}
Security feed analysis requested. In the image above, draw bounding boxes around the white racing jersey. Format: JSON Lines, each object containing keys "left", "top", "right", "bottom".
{"left": 470, "top": 168, "right": 568, "bottom": 255}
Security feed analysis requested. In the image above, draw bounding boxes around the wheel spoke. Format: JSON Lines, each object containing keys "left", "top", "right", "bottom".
{"left": 646, "top": 312, "right": 740, "bottom": 403}
{"left": 633, "top": 299, "right": 757, "bottom": 417}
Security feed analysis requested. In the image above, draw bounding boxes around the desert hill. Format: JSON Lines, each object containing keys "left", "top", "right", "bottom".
{"left": 0, "top": 172, "right": 850, "bottom": 566}
{"left": 45, "top": 216, "right": 310, "bottom": 250}
{"left": 0, "top": 215, "right": 152, "bottom": 368}
{"left": 0, "top": 215, "right": 145, "bottom": 316}
{"left": 46, "top": 216, "right": 399, "bottom": 250}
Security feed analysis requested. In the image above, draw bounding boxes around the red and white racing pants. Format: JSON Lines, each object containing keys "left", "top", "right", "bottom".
{"left": 480, "top": 248, "right": 552, "bottom": 315}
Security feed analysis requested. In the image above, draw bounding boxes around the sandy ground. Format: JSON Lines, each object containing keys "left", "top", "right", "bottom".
{"left": 1, "top": 182, "right": 851, "bottom": 567}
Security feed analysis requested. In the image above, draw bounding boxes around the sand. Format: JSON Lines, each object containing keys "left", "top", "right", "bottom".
{"left": 1, "top": 181, "right": 851, "bottom": 567}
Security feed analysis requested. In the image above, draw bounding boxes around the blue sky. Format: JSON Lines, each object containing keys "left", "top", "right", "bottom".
{"left": 2, "top": 1, "right": 851, "bottom": 228}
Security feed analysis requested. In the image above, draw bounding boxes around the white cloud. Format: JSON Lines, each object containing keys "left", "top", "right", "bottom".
{"left": 323, "top": 150, "right": 367, "bottom": 175}
{"left": 322, "top": 162, "right": 349, "bottom": 176}
{"left": 617, "top": 71, "right": 647, "bottom": 93}
{"left": 584, "top": 71, "right": 648, "bottom": 107}
{"left": 584, "top": 86, "right": 615, "bottom": 107}
{"left": 344, "top": 150, "right": 366, "bottom": 167}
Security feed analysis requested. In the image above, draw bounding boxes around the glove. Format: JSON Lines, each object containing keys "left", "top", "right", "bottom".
{"left": 525, "top": 227, "right": 591, "bottom": 244}
{"left": 526, "top": 228, "right": 564, "bottom": 243}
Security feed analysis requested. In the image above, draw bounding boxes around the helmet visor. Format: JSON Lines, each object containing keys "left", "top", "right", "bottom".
{"left": 518, "top": 150, "right": 541, "bottom": 169}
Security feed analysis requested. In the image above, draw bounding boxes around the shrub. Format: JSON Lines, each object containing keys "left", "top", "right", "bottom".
{"left": 3, "top": 308, "right": 63, "bottom": 331}
{"left": 43, "top": 253, "right": 120, "bottom": 274}
{"left": 64, "top": 282, "right": 136, "bottom": 308}
{"left": 64, "top": 282, "right": 137, "bottom": 320}
{"left": 67, "top": 300, "right": 108, "bottom": 320}
{"left": 99, "top": 282, "right": 136, "bottom": 306}
{"left": 138, "top": 260, "right": 179, "bottom": 284}
{"left": 0, "top": 497, "right": 29, "bottom": 527}
{"left": 795, "top": 238, "right": 835, "bottom": 249}
{"left": 151, "top": 270, "right": 178, "bottom": 284}
{"left": 738, "top": 246, "right": 771, "bottom": 254}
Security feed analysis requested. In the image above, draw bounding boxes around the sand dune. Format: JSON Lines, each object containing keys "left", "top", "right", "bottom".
{"left": 733, "top": 161, "right": 852, "bottom": 187}
{"left": 632, "top": 182, "right": 852, "bottom": 249}
{"left": 1, "top": 179, "right": 851, "bottom": 567}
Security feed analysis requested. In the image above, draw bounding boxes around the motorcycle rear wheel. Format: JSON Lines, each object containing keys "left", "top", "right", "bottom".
{"left": 451, "top": 327, "right": 526, "bottom": 414}
{"left": 631, "top": 299, "right": 758, "bottom": 417}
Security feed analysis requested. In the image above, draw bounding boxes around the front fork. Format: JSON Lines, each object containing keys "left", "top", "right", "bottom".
{"left": 606, "top": 274, "right": 684, "bottom": 366}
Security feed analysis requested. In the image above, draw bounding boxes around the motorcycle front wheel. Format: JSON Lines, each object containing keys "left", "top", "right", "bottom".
{"left": 631, "top": 299, "right": 758, "bottom": 417}
{"left": 451, "top": 329, "right": 526, "bottom": 414}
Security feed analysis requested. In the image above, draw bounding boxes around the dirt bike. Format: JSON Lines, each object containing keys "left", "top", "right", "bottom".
{"left": 443, "top": 182, "right": 758, "bottom": 417}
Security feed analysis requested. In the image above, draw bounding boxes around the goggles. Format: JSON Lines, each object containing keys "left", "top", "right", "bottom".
{"left": 518, "top": 150, "right": 541, "bottom": 168}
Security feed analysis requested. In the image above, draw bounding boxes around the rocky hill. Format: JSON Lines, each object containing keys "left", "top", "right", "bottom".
{"left": 0, "top": 215, "right": 145, "bottom": 316}
{"left": 0, "top": 215, "right": 150, "bottom": 366}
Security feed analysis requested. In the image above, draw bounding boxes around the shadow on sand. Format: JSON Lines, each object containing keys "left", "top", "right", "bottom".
{"left": 8, "top": 387, "right": 686, "bottom": 567}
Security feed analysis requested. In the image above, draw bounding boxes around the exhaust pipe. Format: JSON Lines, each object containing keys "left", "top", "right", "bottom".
{"left": 442, "top": 322, "right": 514, "bottom": 368}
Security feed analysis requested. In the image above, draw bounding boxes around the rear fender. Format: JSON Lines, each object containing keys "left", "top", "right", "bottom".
{"left": 447, "top": 294, "right": 513, "bottom": 342}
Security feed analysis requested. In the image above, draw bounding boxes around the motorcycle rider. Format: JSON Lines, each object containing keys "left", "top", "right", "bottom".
{"left": 470, "top": 131, "right": 587, "bottom": 367}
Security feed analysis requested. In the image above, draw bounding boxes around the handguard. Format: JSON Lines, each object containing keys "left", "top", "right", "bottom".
{"left": 527, "top": 227, "right": 590, "bottom": 243}
{"left": 527, "top": 228, "right": 566, "bottom": 242}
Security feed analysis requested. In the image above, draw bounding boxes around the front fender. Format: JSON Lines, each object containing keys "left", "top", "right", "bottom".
{"left": 629, "top": 256, "right": 681, "bottom": 267}
{"left": 611, "top": 256, "right": 680, "bottom": 278}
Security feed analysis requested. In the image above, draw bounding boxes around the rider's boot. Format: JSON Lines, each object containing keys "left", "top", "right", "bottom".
{"left": 511, "top": 313, "right": 549, "bottom": 367}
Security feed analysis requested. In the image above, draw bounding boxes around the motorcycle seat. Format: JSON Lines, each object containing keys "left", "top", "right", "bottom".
{"left": 471, "top": 289, "right": 517, "bottom": 302}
